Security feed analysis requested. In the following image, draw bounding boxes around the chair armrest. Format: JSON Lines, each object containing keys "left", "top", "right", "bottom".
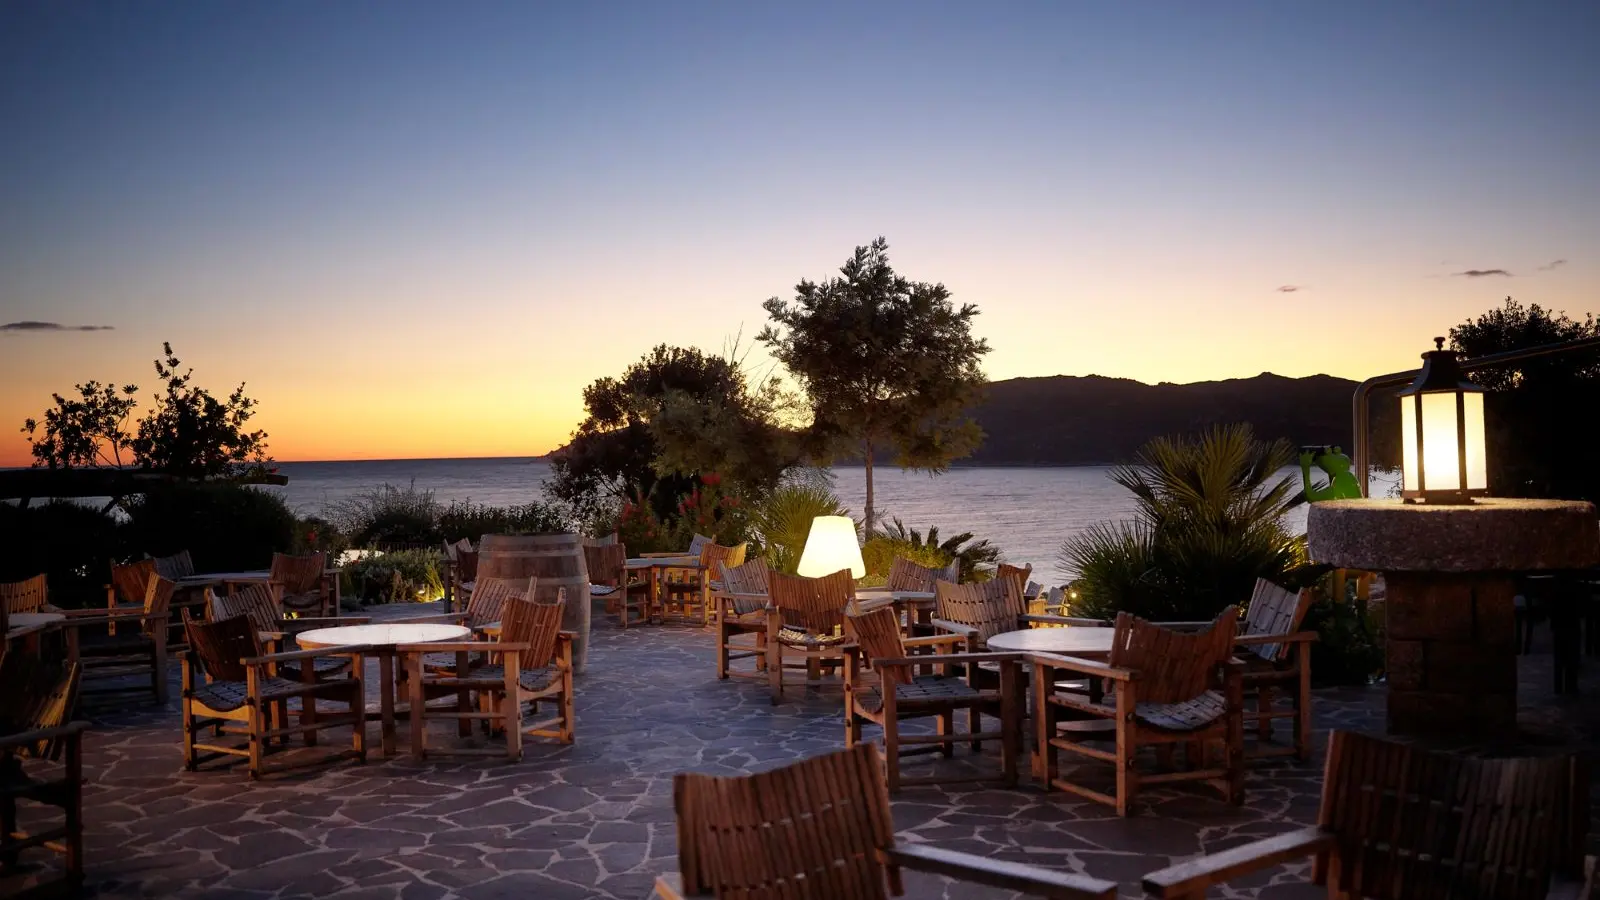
{"left": 889, "top": 843, "right": 1117, "bottom": 899}
{"left": 1141, "top": 826, "right": 1335, "bottom": 897}
{"left": 652, "top": 872, "right": 692, "bottom": 898}
{"left": 1149, "top": 620, "right": 1213, "bottom": 632}
{"left": 58, "top": 610, "right": 170, "bottom": 627}
{"left": 640, "top": 551, "right": 684, "bottom": 558}
{"left": 388, "top": 613, "right": 468, "bottom": 625}
{"left": 285, "top": 616, "right": 370, "bottom": 629}
{"left": 1021, "top": 614, "right": 1109, "bottom": 627}
{"left": 875, "top": 651, "right": 1022, "bottom": 668}
{"left": 716, "top": 591, "right": 768, "bottom": 606}
{"left": 1236, "top": 631, "right": 1319, "bottom": 646}
{"left": 243, "top": 646, "right": 370, "bottom": 665}
{"left": 395, "top": 641, "right": 526, "bottom": 653}
{"left": 928, "top": 617, "right": 979, "bottom": 638}
{"left": 0, "top": 720, "right": 90, "bottom": 750}
{"left": 1027, "top": 652, "right": 1138, "bottom": 682}
{"left": 902, "top": 633, "right": 965, "bottom": 650}
{"left": 61, "top": 606, "right": 153, "bottom": 619}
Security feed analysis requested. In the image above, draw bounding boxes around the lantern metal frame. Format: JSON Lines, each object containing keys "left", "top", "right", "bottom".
{"left": 1397, "top": 337, "right": 1488, "bottom": 505}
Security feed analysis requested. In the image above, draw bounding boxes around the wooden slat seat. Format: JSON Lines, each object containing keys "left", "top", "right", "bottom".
{"left": 765, "top": 569, "right": 855, "bottom": 704}
{"left": 777, "top": 626, "right": 850, "bottom": 647}
{"left": 190, "top": 675, "right": 341, "bottom": 713}
{"left": 433, "top": 663, "right": 562, "bottom": 695}
{"left": 270, "top": 552, "right": 334, "bottom": 616}
{"left": 209, "top": 583, "right": 365, "bottom": 681}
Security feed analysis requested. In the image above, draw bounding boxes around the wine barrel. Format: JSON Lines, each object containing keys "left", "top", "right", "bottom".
{"left": 477, "top": 533, "right": 592, "bottom": 673}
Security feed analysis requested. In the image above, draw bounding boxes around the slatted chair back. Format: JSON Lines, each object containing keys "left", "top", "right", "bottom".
{"left": 845, "top": 604, "right": 910, "bottom": 686}
{"left": 935, "top": 578, "right": 1026, "bottom": 647}
{"left": 136, "top": 574, "right": 176, "bottom": 637}
{"left": 498, "top": 594, "right": 565, "bottom": 667}
{"left": 996, "top": 563, "right": 1032, "bottom": 597}
{"left": 1109, "top": 607, "right": 1238, "bottom": 705}
{"left": 110, "top": 559, "right": 158, "bottom": 606}
{"left": 209, "top": 583, "right": 281, "bottom": 637}
{"left": 717, "top": 558, "right": 770, "bottom": 615}
{"left": 885, "top": 557, "right": 955, "bottom": 593}
{"left": 699, "top": 541, "right": 747, "bottom": 574}
{"left": 1241, "top": 579, "right": 1312, "bottom": 663}
{"left": 148, "top": 549, "right": 195, "bottom": 580}
{"left": 1, "top": 574, "right": 48, "bottom": 615}
{"left": 768, "top": 569, "right": 855, "bottom": 637}
{"left": 184, "top": 612, "right": 261, "bottom": 684}
{"left": 0, "top": 651, "right": 81, "bottom": 761}
{"left": 687, "top": 533, "right": 714, "bottom": 557}
{"left": 584, "top": 542, "right": 628, "bottom": 588}
{"left": 1316, "top": 729, "right": 1589, "bottom": 900}
{"left": 466, "top": 575, "right": 534, "bottom": 629}
{"left": 674, "top": 742, "right": 899, "bottom": 900}
{"left": 270, "top": 551, "right": 326, "bottom": 595}
{"left": 456, "top": 548, "right": 479, "bottom": 584}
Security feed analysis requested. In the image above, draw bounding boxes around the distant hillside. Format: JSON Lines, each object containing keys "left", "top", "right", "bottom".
{"left": 964, "top": 372, "right": 1373, "bottom": 466}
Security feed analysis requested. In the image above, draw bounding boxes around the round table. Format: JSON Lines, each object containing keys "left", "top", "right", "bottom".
{"left": 296, "top": 623, "right": 471, "bottom": 756}
{"left": 4, "top": 611, "right": 65, "bottom": 645}
{"left": 985, "top": 626, "right": 1114, "bottom": 657}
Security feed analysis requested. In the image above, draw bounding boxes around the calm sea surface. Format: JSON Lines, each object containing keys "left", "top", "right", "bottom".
{"left": 272, "top": 459, "right": 1396, "bottom": 583}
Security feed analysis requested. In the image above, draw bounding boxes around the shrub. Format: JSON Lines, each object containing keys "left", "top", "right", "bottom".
{"left": 342, "top": 548, "right": 445, "bottom": 604}
{"left": 437, "top": 499, "right": 573, "bottom": 542}
{"left": 295, "top": 515, "right": 350, "bottom": 563}
{"left": 752, "top": 480, "right": 848, "bottom": 574}
{"left": 861, "top": 536, "right": 950, "bottom": 579}
{"left": 327, "top": 482, "right": 442, "bottom": 548}
{"left": 0, "top": 500, "right": 124, "bottom": 609}
{"left": 123, "top": 482, "right": 296, "bottom": 573}
{"left": 867, "top": 519, "right": 999, "bottom": 583}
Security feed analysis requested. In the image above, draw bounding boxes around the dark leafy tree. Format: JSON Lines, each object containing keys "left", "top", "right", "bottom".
{"left": 548, "top": 344, "right": 797, "bottom": 523}
{"left": 129, "top": 343, "right": 270, "bottom": 478}
{"left": 1447, "top": 297, "right": 1600, "bottom": 503}
{"left": 21, "top": 381, "right": 139, "bottom": 468}
{"left": 759, "top": 237, "right": 989, "bottom": 532}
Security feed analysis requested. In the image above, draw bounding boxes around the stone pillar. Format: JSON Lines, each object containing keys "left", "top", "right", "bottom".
{"left": 1307, "top": 498, "right": 1598, "bottom": 738}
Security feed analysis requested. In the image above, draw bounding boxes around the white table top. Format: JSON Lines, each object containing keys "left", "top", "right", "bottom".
{"left": 627, "top": 556, "right": 700, "bottom": 568}
{"left": 7, "top": 612, "right": 65, "bottom": 628}
{"left": 856, "top": 589, "right": 936, "bottom": 602}
{"left": 985, "top": 627, "right": 1114, "bottom": 656}
{"left": 297, "top": 623, "right": 470, "bottom": 649}
{"left": 177, "top": 568, "right": 339, "bottom": 586}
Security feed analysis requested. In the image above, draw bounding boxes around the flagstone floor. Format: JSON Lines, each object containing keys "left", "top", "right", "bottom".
{"left": 8, "top": 602, "right": 1599, "bottom": 899}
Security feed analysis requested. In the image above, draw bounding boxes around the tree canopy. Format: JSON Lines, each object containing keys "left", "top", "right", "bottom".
{"left": 758, "top": 236, "right": 989, "bottom": 531}
{"left": 547, "top": 344, "right": 798, "bottom": 523}
{"left": 22, "top": 342, "right": 270, "bottom": 478}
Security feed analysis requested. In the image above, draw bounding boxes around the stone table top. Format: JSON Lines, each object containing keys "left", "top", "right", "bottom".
{"left": 1308, "top": 497, "right": 1600, "bottom": 573}
{"left": 986, "top": 627, "right": 1113, "bottom": 656}
{"left": 296, "top": 623, "right": 470, "bottom": 649}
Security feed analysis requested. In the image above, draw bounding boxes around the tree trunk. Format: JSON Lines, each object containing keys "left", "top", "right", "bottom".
{"left": 863, "top": 440, "right": 875, "bottom": 536}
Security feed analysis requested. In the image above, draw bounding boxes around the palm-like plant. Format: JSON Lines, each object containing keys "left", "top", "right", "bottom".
{"left": 869, "top": 518, "right": 1001, "bottom": 582}
{"left": 1062, "top": 424, "right": 1306, "bottom": 621}
{"left": 752, "top": 481, "right": 849, "bottom": 574}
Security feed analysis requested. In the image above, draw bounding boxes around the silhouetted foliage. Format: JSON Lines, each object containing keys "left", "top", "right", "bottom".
{"left": 0, "top": 501, "right": 125, "bottom": 608}
{"left": 21, "top": 382, "right": 139, "bottom": 469}
{"left": 759, "top": 237, "right": 989, "bottom": 532}
{"left": 122, "top": 482, "right": 297, "bottom": 573}
{"left": 1447, "top": 297, "right": 1600, "bottom": 504}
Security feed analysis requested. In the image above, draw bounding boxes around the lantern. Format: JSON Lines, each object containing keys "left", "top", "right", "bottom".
{"left": 1398, "top": 337, "right": 1488, "bottom": 504}
{"left": 796, "top": 515, "right": 866, "bottom": 579}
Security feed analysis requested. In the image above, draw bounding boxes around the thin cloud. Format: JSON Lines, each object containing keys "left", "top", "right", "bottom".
{"left": 1453, "top": 269, "right": 1512, "bottom": 278}
{"left": 1276, "top": 285, "right": 1305, "bottom": 293}
{"left": 0, "top": 321, "right": 114, "bottom": 333}
{"left": 1538, "top": 259, "right": 1567, "bottom": 271}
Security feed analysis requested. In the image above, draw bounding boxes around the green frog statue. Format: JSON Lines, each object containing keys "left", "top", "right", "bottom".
{"left": 1299, "top": 445, "right": 1363, "bottom": 502}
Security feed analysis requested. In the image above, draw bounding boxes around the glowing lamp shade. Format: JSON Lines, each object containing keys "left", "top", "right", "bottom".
{"left": 1398, "top": 338, "right": 1488, "bottom": 504}
{"left": 796, "top": 515, "right": 865, "bottom": 579}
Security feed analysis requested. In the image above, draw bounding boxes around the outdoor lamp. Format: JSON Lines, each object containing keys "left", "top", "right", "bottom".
{"left": 796, "top": 515, "right": 866, "bottom": 579}
{"left": 1398, "top": 337, "right": 1488, "bottom": 504}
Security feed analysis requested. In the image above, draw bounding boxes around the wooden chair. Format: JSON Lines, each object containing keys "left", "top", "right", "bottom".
{"left": 57, "top": 572, "right": 174, "bottom": 706}
{"left": 1032, "top": 607, "right": 1244, "bottom": 816}
{"left": 844, "top": 603, "right": 1021, "bottom": 792}
{"left": 711, "top": 558, "right": 770, "bottom": 680}
{"left": 269, "top": 551, "right": 336, "bottom": 617}
{"left": 209, "top": 583, "right": 367, "bottom": 681}
{"left": 654, "top": 742, "right": 1117, "bottom": 900}
{"left": 664, "top": 542, "right": 747, "bottom": 625}
{"left": 412, "top": 576, "right": 532, "bottom": 674}
{"left": 765, "top": 568, "right": 856, "bottom": 705}
{"left": 443, "top": 539, "right": 477, "bottom": 613}
{"left": 1143, "top": 729, "right": 1594, "bottom": 900}
{"left": 0, "top": 651, "right": 85, "bottom": 899}
{"left": 180, "top": 612, "right": 366, "bottom": 779}
{"left": 147, "top": 550, "right": 195, "bottom": 580}
{"left": 583, "top": 542, "right": 628, "bottom": 615}
{"left": 1235, "top": 578, "right": 1316, "bottom": 761}
{"left": 401, "top": 593, "right": 574, "bottom": 759}
{"left": 886, "top": 556, "right": 959, "bottom": 592}
{"left": 146, "top": 550, "right": 205, "bottom": 651}
{"left": 0, "top": 576, "right": 54, "bottom": 616}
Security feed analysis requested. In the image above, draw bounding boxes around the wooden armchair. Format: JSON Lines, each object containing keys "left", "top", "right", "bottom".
{"left": 209, "top": 583, "right": 368, "bottom": 681}
{"left": 409, "top": 576, "right": 532, "bottom": 674}
{"left": 147, "top": 550, "right": 195, "bottom": 580}
{"left": 844, "top": 603, "right": 1021, "bottom": 791}
{"left": 583, "top": 542, "right": 627, "bottom": 615}
{"left": 1143, "top": 729, "right": 1594, "bottom": 899}
{"left": 180, "top": 613, "right": 366, "bottom": 779}
{"left": 1032, "top": 608, "right": 1244, "bottom": 816}
{"left": 765, "top": 569, "right": 855, "bottom": 705}
{"left": 1235, "top": 578, "right": 1315, "bottom": 761}
{"left": 654, "top": 742, "right": 1116, "bottom": 900}
{"left": 1, "top": 575, "right": 56, "bottom": 615}
{"left": 442, "top": 539, "right": 477, "bottom": 613}
{"left": 269, "top": 551, "right": 336, "bottom": 617}
{"left": 887, "top": 556, "right": 960, "bottom": 592}
{"left": 58, "top": 572, "right": 174, "bottom": 706}
{"left": 146, "top": 550, "right": 205, "bottom": 651}
{"left": 0, "top": 652, "right": 85, "bottom": 899}
{"left": 663, "top": 542, "right": 747, "bottom": 625}
{"left": 711, "top": 558, "right": 769, "bottom": 680}
{"left": 400, "top": 593, "right": 574, "bottom": 759}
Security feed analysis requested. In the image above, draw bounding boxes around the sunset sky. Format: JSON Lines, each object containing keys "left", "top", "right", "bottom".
{"left": 2, "top": 2, "right": 1596, "bottom": 465}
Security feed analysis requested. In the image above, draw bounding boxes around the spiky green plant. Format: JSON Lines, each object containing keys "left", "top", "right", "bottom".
{"left": 752, "top": 481, "right": 849, "bottom": 574}
{"left": 868, "top": 518, "right": 1000, "bottom": 582}
{"left": 1061, "top": 424, "right": 1305, "bottom": 621}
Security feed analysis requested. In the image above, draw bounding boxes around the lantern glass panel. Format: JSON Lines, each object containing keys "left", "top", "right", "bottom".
{"left": 1462, "top": 390, "right": 1487, "bottom": 490}
{"left": 1400, "top": 397, "right": 1419, "bottom": 493}
{"left": 1420, "top": 391, "right": 1462, "bottom": 491}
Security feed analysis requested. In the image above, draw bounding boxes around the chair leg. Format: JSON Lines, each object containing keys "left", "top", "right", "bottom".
{"left": 247, "top": 700, "right": 265, "bottom": 780}
{"left": 181, "top": 698, "right": 198, "bottom": 771}
{"left": 883, "top": 720, "right": 901, "bottom": 793}
{"left": 1256, "top": 685, "right": 1274, "bottom": 742}
{"left": 1295, "top": 659, "right": 1313, "bottom": 763}
{"left": 715, "top": 625, "right": 729, "bottom": 680}
{"left": 409, "top": 654, "right": 427, "bottom": 760}
{"left": 767, "top": 637, "right": 784, "bottom": 706}
{"left": 938, "top": 709, "right": 953, "bottom": 758}
{"left": 970, "top": 707, "right": 983, "bottom": 754}
{"left": 560, "top": 670, "right": 576, "bottom": 744}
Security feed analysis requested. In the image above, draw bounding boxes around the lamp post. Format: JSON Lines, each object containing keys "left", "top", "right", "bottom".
{"left": 1398, "top": 337, "right": 1488, "bottom": 504}
{"left": 796, "top": 515, "right": 866, "bottom": 580}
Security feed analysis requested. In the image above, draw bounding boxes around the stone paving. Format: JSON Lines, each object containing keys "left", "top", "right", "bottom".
{"left": 6, "top": 602, "right": 1598, "bottom": 899}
